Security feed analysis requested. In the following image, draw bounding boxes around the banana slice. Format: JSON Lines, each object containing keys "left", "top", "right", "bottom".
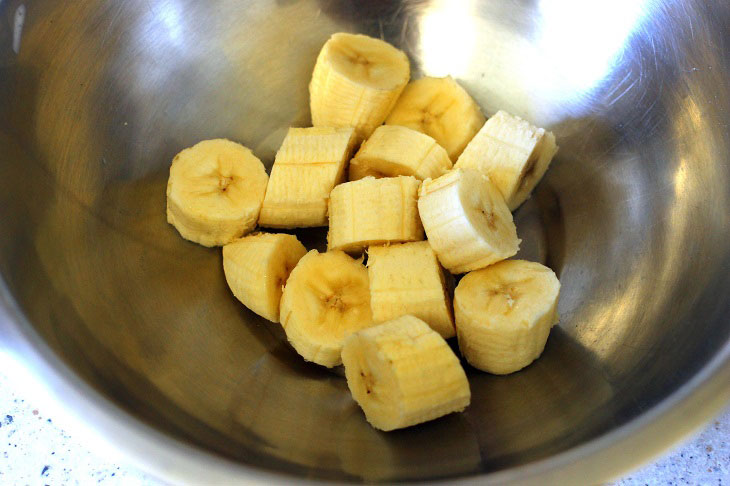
{"left": 280, "top": 250, "right": 373, "bottom": 367}
{"left": 259, "top": 126, "right": 357, "bottom": 228}
{"left": 328, "top": 176, "right": 423, "bottom": 253}
{"left": 348, "top": 125, "right": 452, "bottom": 181}
{"left": 418, "top": 168, "right": 519, "bottom": 274}
{"left": 309, "top": 33, "right": 410, "bottom": 140}
{"left": 385, "top": 76, "right": 485, "bottom": 161}
{"left": 222, "top": 232, "right": 307, "bottom": 323}
{"left": 367, "top": 241, "right": 454, "bottom": 338}
{"left": 455, "top": 110, "right": 558, "bottom": 211}
{"left": 454, "top": 259, "right": 560, "bottom": 375}
{"left": 341, "top": 315, "right": 470, "bottom": 431}
{"left": 166, "top": 139, "right": 269, "bottom": 247}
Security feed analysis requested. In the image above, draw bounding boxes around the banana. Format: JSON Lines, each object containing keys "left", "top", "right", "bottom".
{"left": 222, "top": 232, "right": 307, "bottom": 323}
{"left": 309, "top": 33, "right": 410, "bottom": 141}
{"left": 385, "top": 76, "right": 485, "bottom": 161}
{"left": 454, "top": 259, "right": 560, "bottom": 375}
{"left": 280, "top": 250, "right": 373, "bottom": 367}
{"left": 258, "top": 126, "right": 357, "bottom": 228}
{"left": 166, "top": 139, "right": 269, "bottom": 247}
{"left": 417, "top": 168, "right": 519, "bottom": 274}
{"left": 341, "top": 315, "right": 470, "bottom": 431}
{"left": 348, "top": 125, "right": 452, "bottom": 181}
{"left": 367, "top": 241, "right": 454, "bottom": 338}
{"left": 454, "top": 110, "right": 558, "bottom": 211}
{"left": 328, "top": 176, "right": 423, "bottom": 253}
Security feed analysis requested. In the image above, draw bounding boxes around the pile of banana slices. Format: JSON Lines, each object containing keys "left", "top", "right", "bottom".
{"left": 166, "top": 33, "right": 560, "bottom": 432}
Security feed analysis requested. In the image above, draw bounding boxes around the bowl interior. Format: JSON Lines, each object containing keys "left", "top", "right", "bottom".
{"left": 1, "top": 0, "right": 729, "bottom": 481}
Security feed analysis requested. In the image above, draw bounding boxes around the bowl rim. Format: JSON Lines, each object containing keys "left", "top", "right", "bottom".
{"left": 1, "top": 277, "right": 728, "bottom": 485}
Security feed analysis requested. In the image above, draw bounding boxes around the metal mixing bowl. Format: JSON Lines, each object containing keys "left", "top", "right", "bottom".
{"left": 1, "top": 0, "right": 729, "bottom": 483}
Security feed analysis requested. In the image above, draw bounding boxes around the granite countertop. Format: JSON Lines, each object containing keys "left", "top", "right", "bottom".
{"left": 1, "top": 366, "right": 727, "bottom": 485}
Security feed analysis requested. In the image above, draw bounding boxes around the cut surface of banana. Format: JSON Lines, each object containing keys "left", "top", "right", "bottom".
{"left": 454, "top": 259, "right": 560, "bottom": 375}
{"left": 418, "top": 168, "right": 519, "bottom": 274}
{"left": 367, "top": 241, "right": 454, "bottom": 338}
{"left": 258, "top": 126, "right": 357, "bottom": 228}
{"left": 328, "top": 176, "right": 423, "bottom": 253}
{"left": 455, "top": 110, "right": 558, "bottom": 211}
{"left": 341, "top": 315, "right": 470, "bottom": 431}
{"left": 280, "top": 250, "right": 373, "bottom": 367}
{"left": 309, "top": 33, "right": 410, "bottom": 140}
{"left": 166, "top": 139, "right": 269, "bottom": 247}
{"left": 348, "top": 125, "right": 452, "bottom": 181}
{"left": 385, "top": 76, "right": 485, "bottom": 161}
{"left": 223, "top": 233, "right": 307, "bottom": 323}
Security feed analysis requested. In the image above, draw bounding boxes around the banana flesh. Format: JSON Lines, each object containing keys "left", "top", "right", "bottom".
{"left": 222, "top": 232, "right": 307, "bottom": 323}
{"left": 280, "top": 250, "right": 373, "bottom": 367}
{"left": 454, "top": 259, "right": 560, "bottom": 374}
{"left": 166, "top": 139, "right": 268, "bottom": 247}
{"left": 348, "top": 125, "right": 452, "bottom": 181}
{"left": 259, "top": 126, "right": 357, "bottom": 228}
{"left": 386, "top": 76, "right": 485, "bottom": 161}
{"left": 328, "top": 176, "right": 424, "bottom": 253}
{"left": 418, "top": 168, "right": 519, "bottom": 274}
{"left": 367, "top": 241, "right": 454, "bottom": 338}
{"left": 310, "top": 33, "right": 410, "bottom": 141}
{"left": 455, "top": 110, "right": 558, "bottom": 211}
{"left": 341, "top": 315, "right": 470, "bottom": 431}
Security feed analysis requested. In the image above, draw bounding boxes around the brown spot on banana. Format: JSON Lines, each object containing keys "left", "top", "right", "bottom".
{"left": 480, "top": 208, "right": 498, "bottom": 230}
{"left": 350, "top": 53, "right": 370, "bottom": 66}
{"left": 519, "top": 140, "right": 544, "bottom": 190}
{"left": 218, "top": 175, "right": 234, "bottom": 192}
{"left": 360, "top": 370, "right": 375, "bottom": 394}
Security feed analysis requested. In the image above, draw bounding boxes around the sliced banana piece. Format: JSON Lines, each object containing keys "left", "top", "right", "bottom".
{"left": 348, "top": 125, "right": 452, "bottom": 181}
{"left": 341, "top": 315, "right": 470, "bottom": 431}
{"left": 418, "top": 168, "right": 519, "bottom": 274}
{"left": 385, "top": 76, "right": 485, "bottom": 161}
{"left": 309, "top": 33, "right": 410, "bottom": 140}
{"left": 259, "top": 126, "right": 357, "bottom": 228}
{"left": 455, "top": 110, "right": 558, "bottom": 211}
{"left": 280, "top": 250, "right": 373, "bottom": 367}
{"left": 367, "top": 241, "right": 454, "bottom": 338}
{"left": 328, "top": 176, "right": 423, "bottom": 253}
{"left": 454, "top": 260, "right": 560, "bottom": 375}
{"left": 222, "top": 232, "right": 307, "bottom": 323}
{"left": 166, "top": 139, "right": 269, "bottom": 247}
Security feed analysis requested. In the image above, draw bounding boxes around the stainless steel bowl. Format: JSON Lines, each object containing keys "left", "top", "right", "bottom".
{"left": 1, "top": 0, "right": 729, "bottom": 483}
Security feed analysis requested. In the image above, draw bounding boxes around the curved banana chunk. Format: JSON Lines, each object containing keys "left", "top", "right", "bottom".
{"left": 280, "top": 250, "right": 373, "bottom": 367}
{"left": 454, "top": 260, "right": 560, "bottom": 375}
{"left": 418, "top": 168, "right": 519, "bottom": 274}
{"left": 259, "top": 126, "right": 357, "bottom": 228}
{"left": 223, "top": 232, "right": 307, "bottom": 323}
{"left": 309, "top": 33, "right": 410, "bottom": 140}
{"left": 328, "top": 176, "right": 423, "bottom": 253}
{"left": 166, "top": 139, "right": 268, "bottom": 247}
{"left": 348, "top": 125, "right": 452, "bottom": 181}
{"left": 385, "top": 76, "right": 485, "bottom": 161}
{"left": 455, "top": 110, "right": 558, "bottom": 211}
{"left": 367, "top": 241, "right": 454, "bottom": 338}
{"left": 341, "top": 315, "right": 470, "bottom": 431}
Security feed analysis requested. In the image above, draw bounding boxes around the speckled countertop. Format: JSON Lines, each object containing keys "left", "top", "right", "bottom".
{"left": 1, "top": 366, "right": 727, "bottom": 485}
